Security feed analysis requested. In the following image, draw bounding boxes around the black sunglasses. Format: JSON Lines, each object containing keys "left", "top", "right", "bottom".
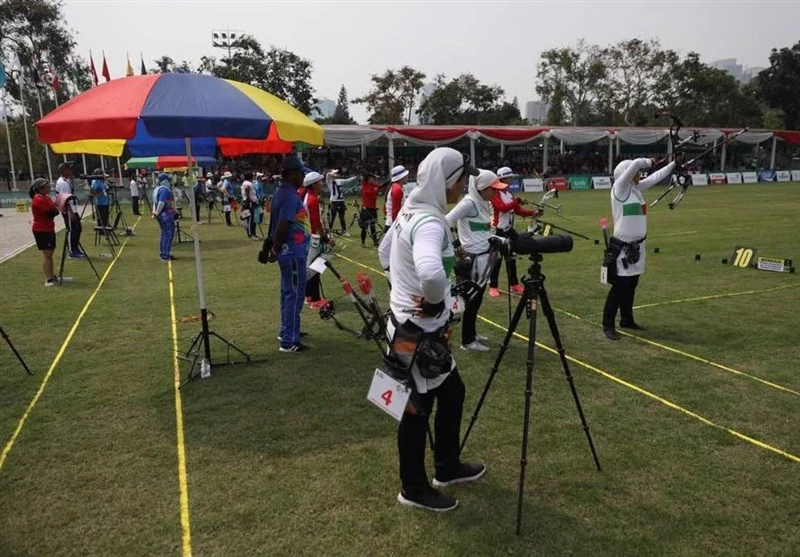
{"left": 446, "top": 154, "right": 478, "bottom": 182}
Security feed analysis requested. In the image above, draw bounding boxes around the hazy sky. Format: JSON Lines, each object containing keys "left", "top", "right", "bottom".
{"left": 63, "top": 1, "right": 799, "bottom": 123}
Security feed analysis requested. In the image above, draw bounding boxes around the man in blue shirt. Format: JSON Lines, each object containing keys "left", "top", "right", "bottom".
{"left": 91, "top": 168, "right": 110, "bottom": 228}
{"left": 151, "top": 173, "right": 176, "bottom": 261}
{"left": 269, "top": 157, "right": 311, "bottom": 352}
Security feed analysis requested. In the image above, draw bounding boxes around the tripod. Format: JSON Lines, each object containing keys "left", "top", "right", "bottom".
{"left": 1, "top": 325, "right": 32, "bottom": 375}
{"left": 460, "top": 253, "right": 601, "bottom": 534}
{"left": 107, "top": 185, "right": 134, "bottom": 236}
{"left": 58, "top": 213, "right": 100, "bottom": 282}
{"left": 174, "top": 209, "right": 194, "bottom": 243}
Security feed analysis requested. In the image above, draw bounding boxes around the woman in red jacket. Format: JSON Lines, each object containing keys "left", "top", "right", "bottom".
{"left": 488, "top": 167, "right": 540, "bottom": 298}
{"left": 29, "top": 178, "right": 61, "bottom": 287}
{"left": 303, "top": 172, "right": 335, "bottom": 308}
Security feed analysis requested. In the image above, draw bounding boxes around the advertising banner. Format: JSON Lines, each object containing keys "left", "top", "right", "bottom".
{"left": 726, "top": 173, "right": 742, "bottom": 184}
{"left": 759, "top": 170, "right": 776, "bottom": 182}
{"left": 546, "top": 177, "right": 569, "bottom": 191}
{"left": 569, "top": 175, "right": 591, "bottom": 190}
{"left": 592, "top": 176, "right": 611, "bottom": 189}
{"left": 791, "top": 170, "right": 800, "bottom": 182}
{"left": 775, "top": 170, "right": 791, "bottom": 182}
{"left": 522, "top": 178, "right": 544, "bottom": 192}
{"left": 709, "top": 173, "right": 727, "bottom": 184}
{"left": 741, "top": 172, "right": 758, "bottom": 183}
{"left": 690, "top": 173, "right": 708, "bottom": 186}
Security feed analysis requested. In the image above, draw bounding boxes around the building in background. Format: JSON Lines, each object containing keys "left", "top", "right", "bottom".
{"left": 740, "top": 66, "right": 765, "bottom": 84}
{"left": 313, "top": 98, "right": 336, "bottom": 119}
{"left": 410, "top": 82, "right": 436, "bottom": 125}
{"left": 525, "top": 100, "right": 550, "bottom": 125}
{"left": 710, "top": 58, "right": 764, "bottom": 84}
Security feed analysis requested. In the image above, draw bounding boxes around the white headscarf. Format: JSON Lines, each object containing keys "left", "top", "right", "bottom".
{"left": 467, "top": 169, "right": 495, "bottom": 220}
{"left": 613, "top": 160, "right": 633, "bottom": 181}
{"left": 403, "top": 147, "right": 464, "bottom": 216}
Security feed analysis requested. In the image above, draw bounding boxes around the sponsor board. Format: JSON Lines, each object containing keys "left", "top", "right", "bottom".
{"left": 569, "top": 175, "right": 591, "bottom": 190}
{"left": 759, "top": 170, "right": 776, "bottom": 182}
{"left": 791, "top": 170, "right": 800, "bottom": 182}
{"left": 546, "top": 177, "right": 569, "bottom": 191}
{"left": 690, "top": 173, "right": 708, "bottom": 186}
{"left": 741, "top": 172, "right": 758, "bottom": 183}
{"left": 726, "top": 173, "right": 742, "bottom": 184}
{"left": 757, "top": 256, "right": 793, "bottom": 273}
{"left": 522, "top": 178, "right": 544, "bottom": 193}
{"left": 709, "top": 173, "right": 727, "bottom": 184}
{"left": 775, "top": 170, "right": 791, "bottom": 182}
{"left": 592, "top": 176, "right": 611, "bottom": 189}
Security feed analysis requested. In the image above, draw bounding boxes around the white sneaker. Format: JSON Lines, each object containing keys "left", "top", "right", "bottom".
{"left": 475, "top": 334, "right": 489, "bottom": 342}
{"left": 461, "top": 341, "right": 489, "bottom": 352}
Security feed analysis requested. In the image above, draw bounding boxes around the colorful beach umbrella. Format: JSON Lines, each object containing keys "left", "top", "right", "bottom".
{"left": 35, "top": 73, "right": 322, "bottom": 155}
{"left": 125, "top": 155, "right": 217, "bottom": 169}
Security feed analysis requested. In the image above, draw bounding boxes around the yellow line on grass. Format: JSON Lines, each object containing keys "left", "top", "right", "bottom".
{"left": 476, "top": 314, "right": 800, "bottom": 464}
{"left": 0, "top": 217, "right": 141, "bottom": 471}
{"left": 167, "top": 260, "right": 193, "bottom": 557}
{"left": 632, "top": 283, "right": 799, "bottom": 310}
{"left": 497, "top": 287, "right": 800, "bottom": 398}
{"left": 336, "top": 253, "right": 800, "bottom": 463}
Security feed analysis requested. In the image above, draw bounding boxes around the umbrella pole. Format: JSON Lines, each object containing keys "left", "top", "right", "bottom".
{"left": 181, "top": 139, "right": 256, "bottom": 386}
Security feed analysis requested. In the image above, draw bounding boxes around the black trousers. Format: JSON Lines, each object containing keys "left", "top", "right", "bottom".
{"left": 329, "top": 201, "right": 346, "bottom": 231}
{"left": 360, "top": 208, "right": 378, "bottom": 244}
{"left": 398, "top": 370, "right": 465, "bottom": 493}
{"left": 96, "top": 205, "right": 110, "bottom": 228}
{"left": 489, "top": 228, "right": 519, "bottom": 288}
{"left": 461, "top": 285, "right": 486, "bottom": 345}
{"left": 602, "top": 274, "right": 640, "bottom": 330}
{"left": 194, "top": 198, "right": 202, "bottom": 223}
{"left": 132, "top": 196, "right": 140, "bottom": 215}
{"left": 305, "top": 273, "right": 321, "bottom": 301}
{"left": 62, "top": 212, "right": 82, "bottom": 254}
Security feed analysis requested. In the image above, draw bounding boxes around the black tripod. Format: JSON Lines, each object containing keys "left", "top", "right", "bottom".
{"left": 460, "top": 253, "right": 602, "bottom": 534}
{"left": 107, "top": 184, "right": 135, "bottom": 236}
{"left": 174, "top": 209, "right": 194, "bottom": 243}
{"left": 57, "top": 214, "right": 100, "bottom": 282}
{"left": 1, "top": 325, "right": 32, "bottom": 375}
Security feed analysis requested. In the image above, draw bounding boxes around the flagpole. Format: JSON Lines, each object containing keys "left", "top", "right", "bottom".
{"left": 51, "top": 87, "right": 67, "bottom": 163}
{"left": 81, "top": 154, "right": 88, "bottom": 175}
{"left": 17, "top": 66, "right": 35, "bottom": 182}
{"left": 34, "top": 86, "right": 54, "bottom": 183}
{"left": 1, "top": 91, "right": 17, "bottom": 190}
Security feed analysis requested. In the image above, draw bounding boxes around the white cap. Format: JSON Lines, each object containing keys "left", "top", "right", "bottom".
{"left": 222, "top": 171, "right": 233, "bottom": 178}
{"left": 206, "top": 172, "right": 213, "bottom": 178}
{"left": 303, "top": 171, "right": 324, "bottom": 187}
{"left": 496, "top": 166, "right": 517, "bottom": 179}
{"left": 391, "top": 165, "right": 409, "bottom": 182}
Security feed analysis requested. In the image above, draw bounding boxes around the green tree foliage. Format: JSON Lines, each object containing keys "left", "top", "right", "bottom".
{"left": 197, "top": 36, "right": 316, "bottom": 115}
{"left": 354, "top": 66, "right": 425, "bottom": 125}
{"left": 417, "top": 73, "right": 526, "bottom": 125}
{"left": 535, "top": 40, "right": 606, "bottom": 126}
{"left": 755, "top": 41, "right": 800, "bottom": 130}
{"left": 331, "top": 85, "right": 356, "bottom": 125}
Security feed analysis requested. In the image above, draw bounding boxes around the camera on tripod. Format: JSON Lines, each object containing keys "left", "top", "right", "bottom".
{"left": 508, "top": 230, "right": 573, "bottom": 255}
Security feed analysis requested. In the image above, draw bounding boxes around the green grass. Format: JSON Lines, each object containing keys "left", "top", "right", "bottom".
{"left": 1, "top": 184, "right": 799, "bottom": 556}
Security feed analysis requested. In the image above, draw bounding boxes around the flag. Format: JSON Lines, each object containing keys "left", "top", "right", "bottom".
{"left": 49, "top": 63, "right": 60, "bottom": 91}
{"left": 126, "top": 54, "right": 134, "bottom": 77}
{"left": 89, "top": 52, "right": 98, "bottom": 86}
{"left": 140, "top": 53, "right": 147, "bottom": 75}
{"left": 101, "top": 52, "right": 110, "bottom": 82}
{"left": 31, "top": 66, "right": 45, "bottom": 89}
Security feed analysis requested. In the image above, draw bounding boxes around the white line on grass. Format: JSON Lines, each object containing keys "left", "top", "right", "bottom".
{"left": 0, "top": 217, "right": 141, "bottom": 471}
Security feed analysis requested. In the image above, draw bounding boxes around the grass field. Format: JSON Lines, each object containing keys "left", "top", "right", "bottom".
{"left": 1, "top": 183, "right": 799, "bottom": 557}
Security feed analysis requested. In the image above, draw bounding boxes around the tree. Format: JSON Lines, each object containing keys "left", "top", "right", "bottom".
{"left": 198, "top": 36, "right": 317, "bottom": 115}
{"left": 755, "top": 41, "right": 800, "bottom": 130}
{"left": 596, "top": 38, "right": 679, "bottom": 126}
{"left": 331, "top": 85, "right": 356, "bottom": 125}
{"left": 150, "top": 56, "right": 193, "bottom": 74}
{"left": 535, "top": 40, "right": 606, "bottom": 125}
{"left": 417, "top": 73, "right": 525, "bottom": 125}
{"left": 0, "top": 0, "right": 79, "bottom": 112}
{"left": 354, "top": 66, "right": 426, "bottom": 124}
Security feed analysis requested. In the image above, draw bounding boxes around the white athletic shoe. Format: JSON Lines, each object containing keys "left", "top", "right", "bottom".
{"left": 461, "top": 341, "right": 489, "bottom": 352}
{"left": 475, "top": 334, "right": 489, "bottom": 342}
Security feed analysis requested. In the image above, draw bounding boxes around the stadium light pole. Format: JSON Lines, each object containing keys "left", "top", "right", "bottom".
{"left": 211, "top": 30, "right": 247, "bottom": 62}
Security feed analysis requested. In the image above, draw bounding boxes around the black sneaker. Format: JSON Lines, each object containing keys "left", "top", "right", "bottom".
{"left": 432, "top": 461, "right": 486, "bottom": 487}
{"left": 620, "top": 322, "right": 646, "bottom": 331}
{"left": 397, "top": 485, "right": 458, "bottom": 512}
{"left": 604, "top": 329, "right": 621, "bottom": 341}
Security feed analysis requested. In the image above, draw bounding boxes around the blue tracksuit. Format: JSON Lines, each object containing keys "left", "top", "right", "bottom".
{"left": 154, "top": 184, "right": 176, "bottom": 260}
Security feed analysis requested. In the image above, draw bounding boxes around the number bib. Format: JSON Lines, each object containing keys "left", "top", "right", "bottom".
{"left": 367, "top": 369, "right": 411, "bottom": 421}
